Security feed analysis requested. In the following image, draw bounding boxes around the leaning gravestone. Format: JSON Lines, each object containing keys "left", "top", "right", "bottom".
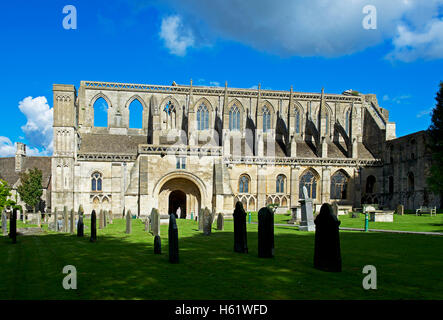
{"left": 258, "top": 206, "right": 274, "bottom": 258}
{"left": 202, "top": 207, "right": 213, "bottom": 236}
{"left": 77, "top": 213, "right": 84, "bottom": 237}
{"left": 99, "top": 210, "right": 104, "bottom": 229}
{"left": 299, "top": 186, "right": 315, "bottom": 231}
{"left": 63, "top": 206, "right": 68, "bottom": 232}
{"left": 154, "top": 235, "right": 161, "bottom": 254}
{"left": 397, "top": 204, "right": 404, "bottom": 216}
{"left": 10, "top": 208, "right": 17, "bottom": 244}
{"left": 314, "top": 203, "right": 342, "bottom": 272}
{"left": 144, "top": 216, "right": 150, "bottom": 232}
{"left": 126, "top": 209, "right": 132, "bottom": 234}
{"left": 2, "top": 211, "right": 7, "bottom": 236}
{"left": 90, "top": 210, "right": 97, "bottom": 242}
{"left": 70, "top": 209, "right": 75, "bottom": 233}
{"left": 168, "top": 214, "right": 179, "bottom": 263}
{"left": 109, "top": 210, "right": 113, "bottom": 224}
{"left": 198, "top": 209, "right": 204, "bottom": 231}
{"left": 217, "top": 213, "right": 224, "bottom": 231}
{"left": 233, "top": 202, "right": 248, "bottom": 253}
{"left": 150, "top": 208, "right": 160, "bottom": 236}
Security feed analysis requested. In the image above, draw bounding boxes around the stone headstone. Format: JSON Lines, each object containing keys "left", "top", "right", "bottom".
{"left": 258, "top": 206, "right": 274, "bottom": 258}
{"left": 198, "top": 209, "right": 203, "bottom": 231}
{"left": 289, "top": 206, "right": 301, "bottom": 224}
{"left": 90, "top": 210, "right": 97, "bottom": 242}
{"left": 233, "top": 202, "right": 248, "bottom": 253}
{"left": 63, "top": 206, "right": 68, "bottom": 232}
{"left": 77, "top": 214, "right": 84, "bottom": 237}
{"left": 10, "top": 208, "right": 17, "bottom": 243}
{"left": 202, "top": 207, "right": 213, "bottom": 236}
{"left": 103, "top": 211, "right": 107, "bottom": 228}
{"left": 216, "top": 213, "right": 224, "bottom": 231}
{"left": 150, "top": 208, "right": 160, "bottom": 236}
{"left": 299, "top": 186, "right": 315, "bottom": 231}
{"left": 314, "top": 203, "right": 342, "bottom": 272}
{"left": 126, "top": 209, "right": 132, "bottom": 234}
{"left": 144, "top": 216, "right": 150, "bottom": 232}
{"left": 154, "top": 235, "right": 161, "bottom": 254}
{"left": 70, "top": 209, "right": 75, "bottom": 233}
{"left": 109, "top": 210, "right": 113, "bottom": 224}
{"left": 332, "top": 202, "right": 339, "bottom": 217}
{"left": 99, "top": 210, "right": 104, "bottom": 229}
{"left": 37, "top": 210, "right": 41, "bottom": 228}
{"left": 397, "top": 204, "right": 404, "bottom": 216}
{"left": 168, "top": 214, "right": 179, "bottom": 263}
{"left": 54, "top": 209, "right": 58, "bottom": 232}
{"left": 2, "top": 211, "right": 7, "bottom": 236}
{"left": 176, "top": 207, "right": 181, "bottom": 218}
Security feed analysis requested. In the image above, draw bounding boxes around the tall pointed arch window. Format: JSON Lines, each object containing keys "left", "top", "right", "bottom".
{"left": 197, "top": 103, "right": 209, "bottom": 130}
{"left": 263, "top": 106, "right": 271, "bottom": 132}
{"left": 295, "top": 109, "right": 300, "bottom": 133}
{"left": 276, "top": 175, "right": 286, "bottom": 193}
{"left": 299, "top": 170, "right": 317, "bottom": 199}
{"left": 91, "top": 172, "right": 103, "bottom": 192}
{"left": 229, "top": 105, "right": 240, "bottom": 131}
{"left": 239, "top": 175, "right": 250, "bottom": 193}
{"left": 330, "top": 171, "right": 349, "bottom": 200}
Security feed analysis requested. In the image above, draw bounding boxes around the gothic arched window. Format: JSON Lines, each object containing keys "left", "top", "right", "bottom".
{"left": 330, "top": 171, "right": 348, "bottom": 200}
{"left": 91, "top": 172, "right": 102, "bottom": 192}
{"left": 239, "top": 175, "right": 250, "bottom": 193}
{"left": 299, "top": 170, "right": 317, "bottom": 199}
{"left": 197, "top": 103, "right": 209, "bottom": 130}
{"left": 163, "top": 100, "right": 176, "bottom": 129}
{"left": 295, "top": 109, "right": 300, "bottom": 134}
{"left": 263, "top": 106, "right": 271, "bottom": 132}
{"left": 276, "top": 175, "right": 286, "bottom": 193}
{"left": 229, "top": 105, "right": 240, "bottom": 131}
{"left": 345, "top": 109, "right": 350, "bottom": 135}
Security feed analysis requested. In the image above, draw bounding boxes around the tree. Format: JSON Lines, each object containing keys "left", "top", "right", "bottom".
{"left": 17, "top": 168, "right": 43, "bottom": 213}
{"left": 0, "top": 179, "right": 16, "bottom": 211}
{"left": 427, "top": 81, "right": 443, "bottom": 206}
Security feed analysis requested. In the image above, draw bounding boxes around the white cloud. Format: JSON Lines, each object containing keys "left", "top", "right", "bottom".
{"left": 164, "top": 0, "right": 443, "bottom": 60}
{"left": 209, "top": 81, "right": 220, "bottom": 86}
{"left": 387, "top": 18, "right": 443, "bottom": 62}
{"left": 416, "top": 107, "right": 433, "bottom": 118}
{"left": 0, "top": 137, "right": 48, "bottom": 157}
{"left": 159, "top": 15, "right": 195, "bottom": 56}
{"left": 18, "top": 96, "right": 53, "bottom": 155}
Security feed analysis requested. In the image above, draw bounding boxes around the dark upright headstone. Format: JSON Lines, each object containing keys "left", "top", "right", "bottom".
{"left": 70, "top": 209, "right": 75, "bottom": 234}
{"left": 233, "top": 202, "right": 248, "bottom": 253}
{"left": 54, "top": 208, "right": 58, "bottom": 232}
{"left": 63, "top": 206, "right": 68, "bottom": 232}
{"left": 168, "top": 214, "right": 179, "bottom": 263}
{"left": 314, "top": 203, "right": 342, "bottom": 272}
{"left": 202, "top": 207, "right": 213, "bottom": 236}
{"left": 99, "top": 209, "right": 104, "bottom": 229}
{"left": 10, "top": 208, "right": 17, "bottom": 243}
{"left": 126, "top": 209, "right": 132, "bottom": 234}
{"left": 103, "top": 210, "right": 107, "bottom": 228}
{"left": 258, "top": 206, "right": 274, "bottom": 258}
{"left": 1, "top": 210, "right": 7, "bottom": 236}
{"left": 77, "top": 213, "right": 84, "bottom": 237}
{"left": 145, "top": 216, "right": 150, "bottom": 232}
{"left": 154, "top": 235, "right": 161, "bottom": 254}
{"left": 216, "top": 213, "right": 224, "bottom": 231}
{"left": 198, "top": 209, "right": 203, "bottom": 231}
{"left": 90, "top": 210, "right": 97, "bottom": 242}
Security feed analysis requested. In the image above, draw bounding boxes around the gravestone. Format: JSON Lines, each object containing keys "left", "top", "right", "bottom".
{"left": 70, "top": 209, "right": 75, "bottom": 233}
{"left": 77, "top": 213, "right": 84, "bottom": 237}
{"left": 233, "top": 202, "right": 248, "bottom": 253}
{"left": 150, "top": 208, "right": 160, "bottom": 236}
{"left": 99, "top": 210, "right": 104, "bottom": 229}
{"left": 202, "top": 207, "right": 213, "bottom": 236}
{"left": 314, "top": 203, "right": 342, "bottom": 272}
{"left": 154, "top": 235, "right": 161, "bottom": 254}
{"left": 397, "top": 204, "right": 404, "bottom": 216}
{"left": 216, "top": 213, "right": 224, "bottom": 231}
{"left": 37, "top": 210, "right": 41, "bottom": 228}
{"left": 2, "top": 211, "right": 7, "bottom": 236}
{"left": 198, "top": 209, "right": 203, "bottom": 231}
{"left": 54, "top": 209, "right": 58, "bottom": 232}
{"left": 289, "top": 206, "right": 301, "bottom": 224}
{"left": 258, "top": 206, "right": 274, "bottom": 258}
{"left": 126, "top": 209, "right": 132, "bottom": 234}
{"left": 109, "top": 210, "right": 113, "bottom": 224}
{"left": 103, "top": 211, "right": 107, "bottom": 228}
{"left": 144, "top": 216, "right": 150, "bottom": 232}
{"left": 332, "top": 202, "right": 339, "bottom": 217}
{"left": 299, "top": 186, "right": 315, "bottom": 231}
{"left": 90, "top": 210, "right": 97, "bottom": 242}
{"left": 168, "top": 214, "right": 179, "bottom": 263}
{"left": 63, "top": 206, "right": 68, "bottom": 232}
{"left": 10, "top": 208, "right": 17, "bottom": 244}
{"left": 176, "top": 207, "right": 181, "bottom": 218}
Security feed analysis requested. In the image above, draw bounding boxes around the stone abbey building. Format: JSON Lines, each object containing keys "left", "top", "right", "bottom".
{"left": 29, "top": 80, "right": 437, "bottom": 216}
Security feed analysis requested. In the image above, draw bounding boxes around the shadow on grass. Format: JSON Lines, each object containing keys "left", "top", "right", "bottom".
{"left": 1, "top": 219, "right": 442, "bottom": 300}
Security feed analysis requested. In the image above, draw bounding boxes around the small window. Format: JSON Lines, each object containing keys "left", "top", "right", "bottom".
{"left": 276, "top": 175, "right": 286, "bottom": 193}
{"left": 263, "top": 106, "right": 271, "bottom": 132}
{"left": 229, "top": 105, "right": 240, "bottom": 131}
{"left": 197, "top": 104, "right": 209, "bottom": 130}
{"left": 91, "top": 172, "right": 102, "bottom": 192}
{"left": 176, "top": 157, "right": 186, "bottom": 169}
{"left": 239, "top": 175, "right": 250, "bottom": 193}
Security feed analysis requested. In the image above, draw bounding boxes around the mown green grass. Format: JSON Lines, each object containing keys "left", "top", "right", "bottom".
{"left": 1, "top": 217, "right": 442, "bottom": 300}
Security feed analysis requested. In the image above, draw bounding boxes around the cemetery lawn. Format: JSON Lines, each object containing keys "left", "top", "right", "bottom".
{"left": 1, "top": 218, "right": 442, "bottom": 300}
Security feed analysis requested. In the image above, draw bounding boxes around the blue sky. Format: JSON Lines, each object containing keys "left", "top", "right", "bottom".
{"left": 0, "top": 0, "right": 442, "bottom": 156}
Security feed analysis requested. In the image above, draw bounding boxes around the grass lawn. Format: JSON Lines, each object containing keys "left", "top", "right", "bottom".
{"left": 1, "top": 217, "right": 442, "bottom": 300}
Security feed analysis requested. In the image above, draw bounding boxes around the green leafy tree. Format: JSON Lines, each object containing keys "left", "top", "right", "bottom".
{"left": 427, "top": 81, "right": 443, "bottom": 206}
{"left": 0, "top": 178, "right": 16, "bottom": 211}
{"left": 17, "top": 168, "right": 43, "bottom": 213}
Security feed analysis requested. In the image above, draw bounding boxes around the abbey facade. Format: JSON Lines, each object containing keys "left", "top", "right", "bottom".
{"left": 49, "top": 80, "right": 439, "bottom": 218}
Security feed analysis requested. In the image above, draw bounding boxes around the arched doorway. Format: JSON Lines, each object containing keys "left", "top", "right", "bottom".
{"left": 157, "top": 177, "right": 202, "bottom": 219}
{"left": 169, "top": 190, "right": 186, "bottom": 218}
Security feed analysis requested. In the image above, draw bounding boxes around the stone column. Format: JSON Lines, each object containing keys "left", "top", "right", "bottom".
{"left": 257, "top": 165, "right": 267, "bottom": 209}
{"left": 353, "top": 167, "right": 362, "bottom": 208}
{"left": 289, "top": 165, "right": 300, "bottom": 207}
{"left": 321, "top": 166, "right": 331, "bottom": 204}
